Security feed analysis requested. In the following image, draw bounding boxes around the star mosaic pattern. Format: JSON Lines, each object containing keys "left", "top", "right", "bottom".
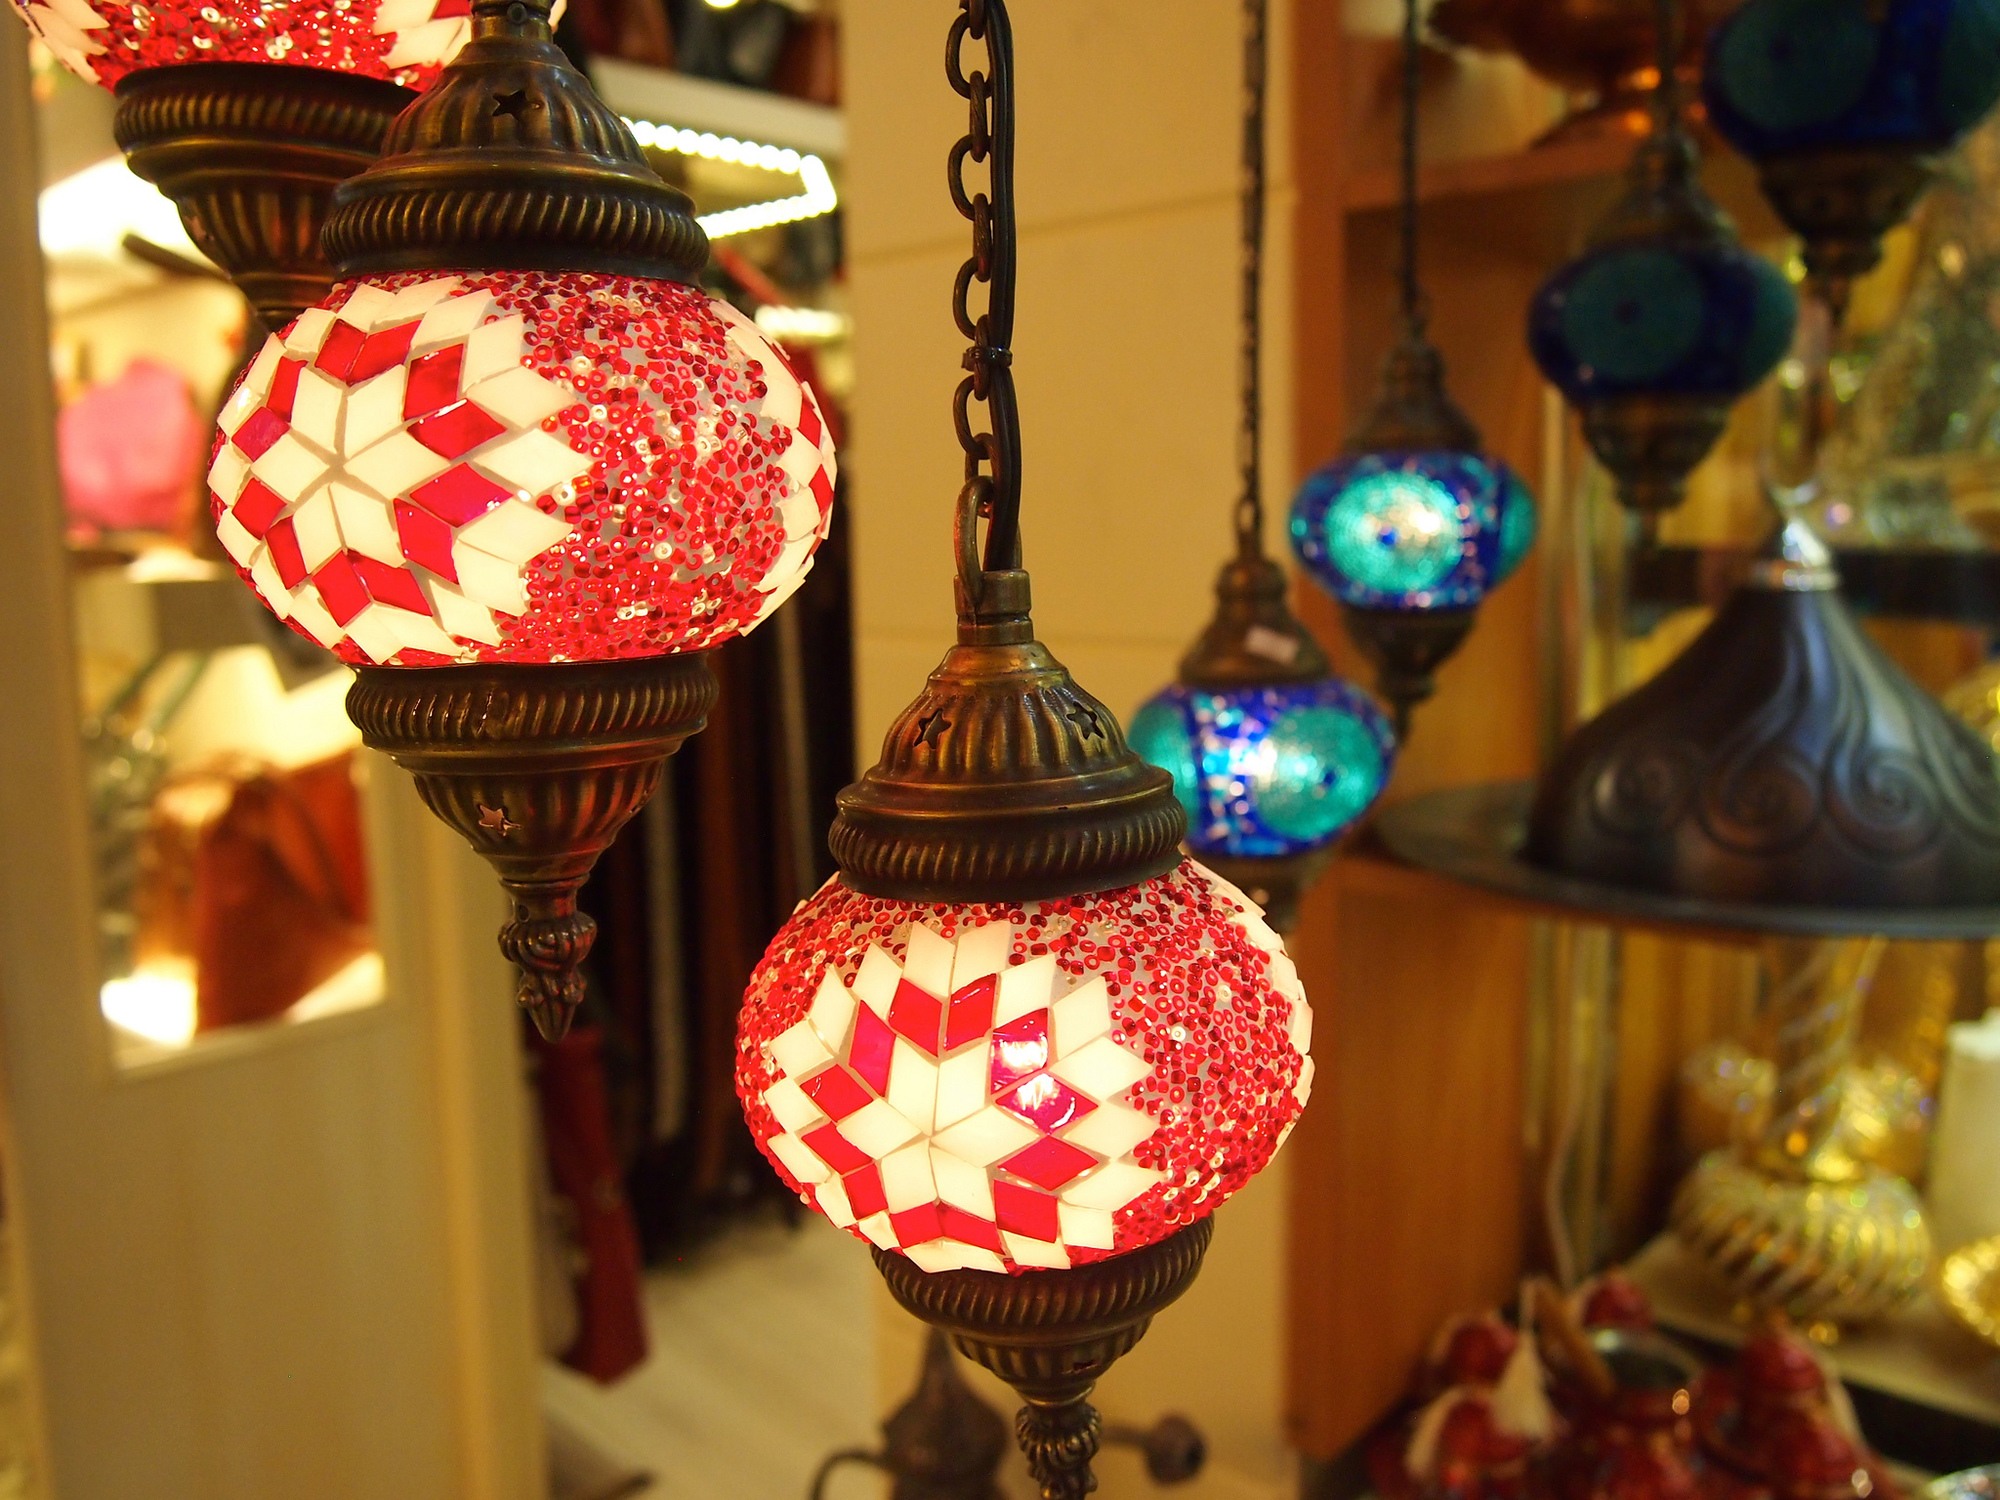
{"left": 737, "top": 861, "right": 1313, "bottom": 1274}
{"left": 11, "top": 0, "right": 513, "bottom": 87}
{"left": 209, "top": 272, "right": 836, "bottom": 666}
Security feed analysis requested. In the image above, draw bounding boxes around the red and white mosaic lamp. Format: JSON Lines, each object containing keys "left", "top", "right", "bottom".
{"left": 209, "top": 272, "right": 833, "bottom": 667}
{"left": 195, "top": 0, "right": 835, "bottom": 1040}
{"left": 739, "top": 862, "right": 1310, "bottom": 1276}
{"left": 734, "top": 4, "right": 1306, "bottom": 1496}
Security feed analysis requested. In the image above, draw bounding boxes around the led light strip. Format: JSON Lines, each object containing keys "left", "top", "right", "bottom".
{"left": 624, "top": 117, "right": 839, "bottom": 239}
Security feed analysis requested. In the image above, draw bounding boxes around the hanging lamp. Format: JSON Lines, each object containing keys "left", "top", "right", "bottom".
{"left": 6, "top": 0, "right": 517, "bottom": 330}
{"left": 1289, "top": 0, "right": 1537, "bottom": 735}
{"left": 1704, "top": 0, "right": 2000, "bottom": 324}
{"left": 734, "top": 5, "right": 1312, "bottom": 1494}
{"left": 1130, "top": 0, "right": 1394, "bottom": 934}
{"left": 204, "top": 0, "right": 837, "bottom": 1040}
{"left": 1528, "top": 0, "right": 1797, "bottom": 530}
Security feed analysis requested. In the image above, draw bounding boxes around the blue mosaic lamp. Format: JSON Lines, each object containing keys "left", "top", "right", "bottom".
{"left": 1287, "top": 0, "right": 1538, "bottom": 733}
{"left": 1529, "top": 3, "right": 1797, "bottom": 527}
{"left": 1705, "top": 0, "right": 2000, "bottom": 319}
{"left": 1132, "top": 0, "right": 1396, "bottom": 932}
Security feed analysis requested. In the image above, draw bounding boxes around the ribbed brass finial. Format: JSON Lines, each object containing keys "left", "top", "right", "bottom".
{"left": 323, "top": 0, "right": 707, "bottom": 280}
{"left": 830, "top": 568, "right": 1186, "bottom": 905}
{"left": 1347, "top": 331, "right": 1482, "bottom": 456}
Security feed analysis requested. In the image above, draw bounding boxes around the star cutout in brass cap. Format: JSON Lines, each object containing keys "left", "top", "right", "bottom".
{"left": 915, "top": 709, "right": 951, "bottom": 748}
{"left": 477, "top": 803, "right": 519, "bottom": 837}
{"left": 493, "top": 89, "right": 536, "bottom": 122}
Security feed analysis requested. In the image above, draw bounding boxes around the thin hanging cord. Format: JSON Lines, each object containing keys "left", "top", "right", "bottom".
{"left": 1399, "top": 0, "right": 1424, "bottom": 334}
{"left": 1652, "top": 0, "right": 1683, "bottom": 134}
{"left": 1234, "top": 0, "right": 1268, "bottom": 553}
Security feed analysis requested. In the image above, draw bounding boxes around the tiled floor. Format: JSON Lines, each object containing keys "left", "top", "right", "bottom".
{"left": 543, "top": 1215, "right": 879, "bottom": 1500}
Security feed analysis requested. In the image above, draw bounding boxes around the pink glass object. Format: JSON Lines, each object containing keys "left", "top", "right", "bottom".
{"left": 7, "top": 0, "right": 512, "bottom": 88}
{"left": 207, "top": 271, "right": 837, "bottom": 667}
{"left": 734, "top": 860, "right": 1314, "bottom": 1275}
{"left": 59, "top": 356, "right": 203, "bottom": 539}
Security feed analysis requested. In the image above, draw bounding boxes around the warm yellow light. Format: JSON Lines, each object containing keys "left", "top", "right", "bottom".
{"left": 754, "top": 304, "right": 851, "bottom": 342}
{"left": 100, "top": 963, "right": 199, "bottom": 1048}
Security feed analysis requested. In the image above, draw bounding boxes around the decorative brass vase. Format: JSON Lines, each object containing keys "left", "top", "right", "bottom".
{"left": 1430, "top": 0, "right": 1738, "bottom": 145}
{"left": 875, "top": 1220, "right": 1212, "bottom": 1500}
{"left": 1672, "top": 940, "right": 1934, "bottom": 1327}
{"left": 114, "top": 63, "right": 413, "bottom": 331}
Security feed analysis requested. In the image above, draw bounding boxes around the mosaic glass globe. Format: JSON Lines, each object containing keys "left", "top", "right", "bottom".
{"left": 735, "top": 861, "right": 1311, "bottom": 1275}
{"left": 1129, "top": 680, "right": 1395, "bottom": 859}
{"left": 1288, "top": 450, "right": 1532, "bottom": 611}
{"left": 1705, "top": 0, "right": 2000, "bottom": 158}
{"left": 208, "top": 271, "right": 836, "bottom": 667}
{"left": 10, "top": 0, "right": 501, "bottom": 87}
{"left": 1529, "top": 239, "right": 1797, "bottom": 403}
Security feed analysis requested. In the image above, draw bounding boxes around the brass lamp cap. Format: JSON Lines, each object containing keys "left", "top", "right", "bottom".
{"left": 1346, "top": 332, "right": 1482, "bottom": 455}
{"left": 1590, "top": 123, "right": 1735, "bottom": 251}
{"left": 1178, "top": 548, "right": 1331, "bottom": 691}
{"left": 323, "top": 0, "right": 707, "bottom": 281}
{"left": 830, "top": 571, "right": 1186, "bottom": 904}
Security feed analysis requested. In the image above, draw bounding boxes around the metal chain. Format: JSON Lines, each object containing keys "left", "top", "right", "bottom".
{"left": 946, "top": 0, "right": 1022, "bottom": 596}
{"left": 1233, "top": 0, "right": 1268, "bottom": 552}
{"left": 1399, "top": 0, "right": 1428, "bottom": 334}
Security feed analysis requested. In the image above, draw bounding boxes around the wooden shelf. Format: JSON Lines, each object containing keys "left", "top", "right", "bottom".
{"left": 1343, "top": 133, "right": 1632, "bottom": 213}
{"left": 591, "top": 60, "right": 845, "bottom": 159}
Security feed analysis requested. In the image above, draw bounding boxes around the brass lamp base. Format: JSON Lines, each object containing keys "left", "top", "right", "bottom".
{"left": 875, "top": 1219, "right": 1213, "bottom": 1500}
{"left": 114, "top": 62, "right": 414, "bottom": 332}
{"left": 347, "top": 656, "right": 715, "bottom": 1040}
{"left": 1340, "top": 604, "right": 1475, "bottom": 738}
{"left": 1670, "top": 1152, "right": 1933, "bottom": 1328}
{"left": 1580, "top": 393, "right": 1732, "bottom": 527}
{"left": 1755, "top": 146, "right": 1937, "bottom": 324}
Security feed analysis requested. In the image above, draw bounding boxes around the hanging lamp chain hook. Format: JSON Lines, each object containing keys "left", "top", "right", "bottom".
{"left": 948, "top": 0, "right": 1024, "bottom": 615}
{"left": 1233, "top": 0, "right": 1269, "bottom": 557}
{"left": 1651, "top": 0, "right": 1685, "bottom": 136}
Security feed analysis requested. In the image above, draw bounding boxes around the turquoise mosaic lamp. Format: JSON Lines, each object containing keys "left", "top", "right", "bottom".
{"left": 1705, "top": 0, "right": 2000, "bottom": 321}
{"left": 1287, "top": 0, "right": 1537, "bottom": 733}
{"left": 1133, "top": 0, "right": 1395, "bottom": 931}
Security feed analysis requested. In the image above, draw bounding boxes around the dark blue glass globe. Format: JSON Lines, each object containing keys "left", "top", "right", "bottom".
{"left": 1129, "top": 679, "right": 1396, "bottom": 859}
{"left": 1705, "top": 0, "right": 2000, "bottom": 157}
{"left": 1528, "top": 239, "right": 1797, "bottom": 402}
{"left": 1288, "top": 450, "right": 1532, "bottom": 611}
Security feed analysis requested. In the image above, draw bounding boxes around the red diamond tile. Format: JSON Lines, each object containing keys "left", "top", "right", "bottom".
{"left": 1000, "top": 1136, "right": 1098, "bottom": 1192}
{"left": 799, "top": 1065, "right": 871, "bottom": 1122}
{"left": 354, "top": 556, "right": 430, "bottom": 615}
{"left": 411, "top": 465, "right": 511, "bottom": 525}
{"left": 938, "top": 1205, "right": 1004, "bottom": 1254}
{"left": 944, "top": 975, "right": 996, "bottom": 1053}
{"left": 350, "top": 320, "right": 419, "bottom": 382}
{"left": 989, "top": 1011, "right": 1050, "bottom": 1094}
{"left": 232, "top": 478, "right": 289, "bottom": 538}
{"left": 265, "top": 516, "right": 306, "bottom": 589}
{"left": 843, "top": 1164, "right": 887, "bottom": 1221}
{"left": 888, "top": 979, "right": 944, "bottom": 1057}
{"left": 802, "top": 1123, "right": 870, "bottom": 1176}
{"left": 411, "top": 400, "right": 507, "bottom": 460}
{"left": 889, "top": 1202, "right": 944, "bottom": 1247}
{"left": 394, "top": 499, "right": 458, "bottom": 581}
{"left": 992, "top": 1180, "right": 1061, "bottom": 1242}
{"left": 849, "top": 1005, "right": 896, "bottom": 1097}
{"left": 267, "top": 356, "right": 304, "bottom": 421}
{"left": 403, "top": 345, "right": 466, "bottom": 420}
{"left": 311, "top": 552, "right": 368, "bottom": 626}
{"left": 231, "top": 406, "right": 289, "bottom": 461}
{"left": 811, "top": 465, "right": 835, "bottom": 517}
{"left": 312, "top": 319, "right": 368, "bottom": 382}
{"left": 996, "top": 1073, "right": 1097, "bottom": 1133}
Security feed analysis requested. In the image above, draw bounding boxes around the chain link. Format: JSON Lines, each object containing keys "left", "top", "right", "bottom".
{"left": 1234, "top": 0, "right": 1267, "bottom": 552}
{"left": 946, "top": 0, "right": 1022, "bottom": 594}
